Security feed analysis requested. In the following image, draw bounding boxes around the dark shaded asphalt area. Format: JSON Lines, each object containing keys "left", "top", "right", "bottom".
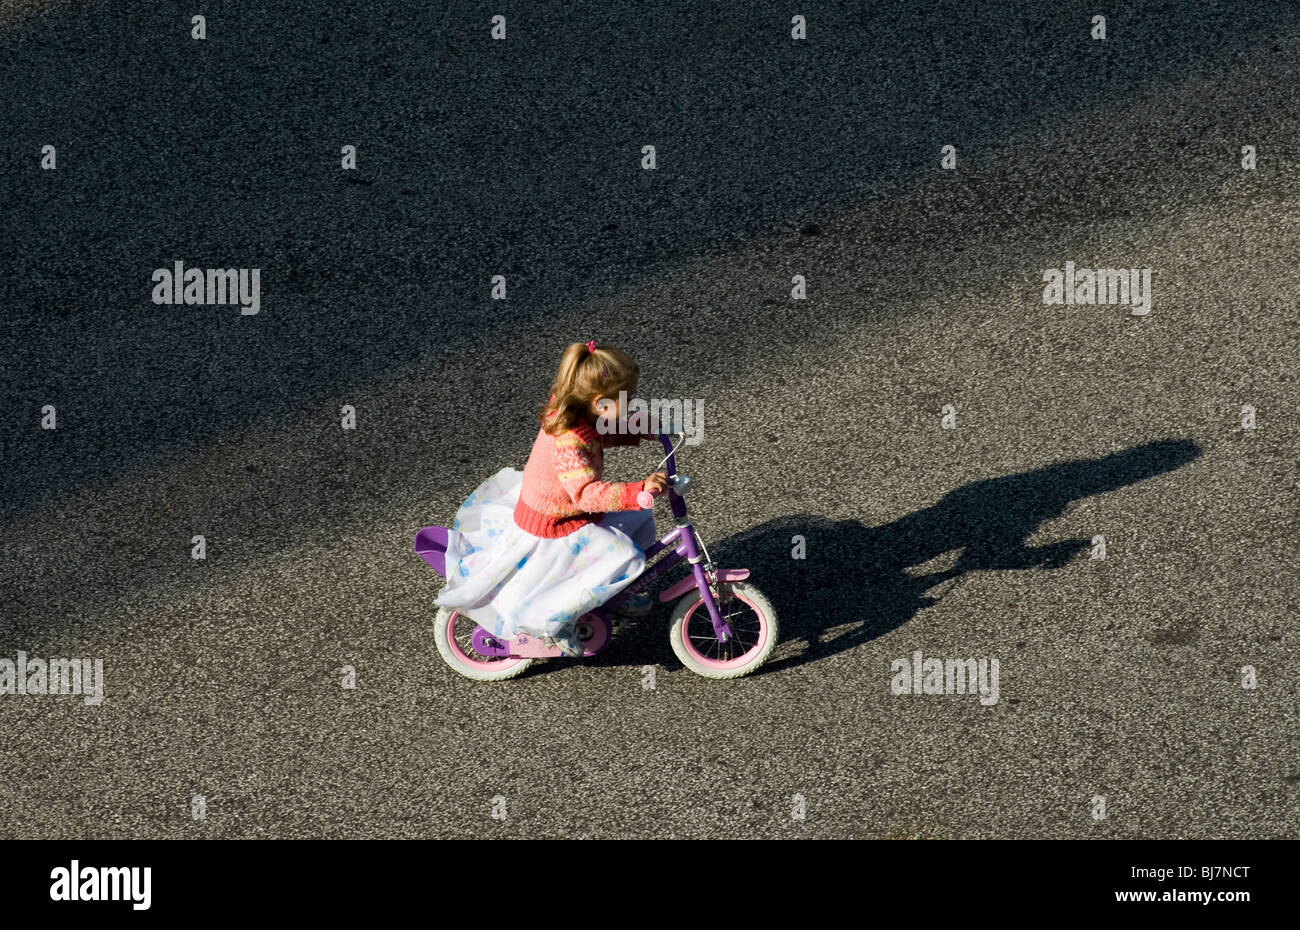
{"left": 1, "top": 1, "right": 1297, "bottom": 837}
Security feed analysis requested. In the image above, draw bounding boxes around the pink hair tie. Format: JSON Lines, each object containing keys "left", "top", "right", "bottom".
{"left": 586, "top": 340, "right": 597, "bottom": 353}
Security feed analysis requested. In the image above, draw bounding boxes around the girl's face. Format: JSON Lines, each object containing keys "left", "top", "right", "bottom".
{"left": 590, "top": 381, "right": 637, "bottom": 422}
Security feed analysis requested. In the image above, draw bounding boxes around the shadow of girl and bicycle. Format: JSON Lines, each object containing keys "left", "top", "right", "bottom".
{"left": 613, "top": 438, "right": 1201, "bottom": 675}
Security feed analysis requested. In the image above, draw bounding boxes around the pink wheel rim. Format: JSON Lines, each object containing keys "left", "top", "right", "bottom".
{"left": 445, "top": 611, "right": 526, "bottom": 670}
{"left": 680, "top": 589, "right": 769, "bottom": 670}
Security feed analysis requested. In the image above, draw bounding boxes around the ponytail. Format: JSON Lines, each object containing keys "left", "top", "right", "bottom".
{"left": 539, "top": 342, "right": 639, "bottom": 434}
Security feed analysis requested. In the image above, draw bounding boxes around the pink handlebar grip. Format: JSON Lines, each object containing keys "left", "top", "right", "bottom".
{"left": 637, "top": 489, "right": 661, "bottom": 509}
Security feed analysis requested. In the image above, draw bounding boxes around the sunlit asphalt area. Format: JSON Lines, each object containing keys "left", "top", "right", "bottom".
{"left": 1, "top": 1, "right": 1297, "bottom": 838}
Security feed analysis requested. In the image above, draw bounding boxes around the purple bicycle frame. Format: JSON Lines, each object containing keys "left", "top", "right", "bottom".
{"left": 588, "top": 433, "right": 737, "bottom": 642}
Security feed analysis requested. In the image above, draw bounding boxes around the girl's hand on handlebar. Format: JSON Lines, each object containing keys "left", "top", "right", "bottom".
{"left": 643, "top": 472, "right": 669, "bottom": 494}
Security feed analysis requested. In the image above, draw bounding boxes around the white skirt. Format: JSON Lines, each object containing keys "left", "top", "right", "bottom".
{"left": 432, "top": 468, "right": 646, "bottom": 640}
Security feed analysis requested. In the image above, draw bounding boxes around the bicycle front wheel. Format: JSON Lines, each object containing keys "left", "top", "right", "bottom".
{"left": 668, "top": 582, "right": 778, "bottom": 679}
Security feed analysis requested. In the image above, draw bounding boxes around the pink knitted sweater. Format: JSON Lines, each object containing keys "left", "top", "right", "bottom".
{"left": 513, "top": 419, "right": 646, "bottom": 538}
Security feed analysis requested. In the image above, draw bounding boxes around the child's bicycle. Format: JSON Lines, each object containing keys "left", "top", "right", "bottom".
{"left": 414, "top": 429, "right": 778, "bottom": 680}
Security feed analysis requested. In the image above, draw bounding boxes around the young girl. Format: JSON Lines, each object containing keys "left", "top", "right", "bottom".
{"left": 433, "top": 341, "right": 669, "bottom": 657}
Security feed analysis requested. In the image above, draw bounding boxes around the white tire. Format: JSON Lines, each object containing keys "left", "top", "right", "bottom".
{"left": 668, "top": 582, "right": 779, "bottom": 679}
{"left": 433, "top": 606, "right": 533, "bottom": 681}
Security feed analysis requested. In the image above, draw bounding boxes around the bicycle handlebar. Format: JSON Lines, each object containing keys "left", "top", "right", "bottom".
{"left": 641, "top": 431, "right": 687, "bottom": 508}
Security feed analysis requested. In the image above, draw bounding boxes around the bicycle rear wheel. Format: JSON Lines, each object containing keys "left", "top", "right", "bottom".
{"left": 433, "top": 606, "right": 533, "bottom": 681}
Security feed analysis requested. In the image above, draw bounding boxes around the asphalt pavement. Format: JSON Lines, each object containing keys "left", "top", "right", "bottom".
{"left": 1, "top": 0, "right": 1297, "bottom": 838}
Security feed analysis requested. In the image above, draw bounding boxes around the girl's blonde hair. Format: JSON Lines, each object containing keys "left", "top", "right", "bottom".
{"left": 540, "top": 342, "right": 639, "bottom": 435}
